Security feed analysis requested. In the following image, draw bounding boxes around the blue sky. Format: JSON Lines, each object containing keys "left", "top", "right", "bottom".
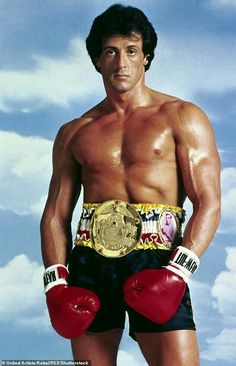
{"left": 0, "top": 0, "right": 236, "bottom": 364}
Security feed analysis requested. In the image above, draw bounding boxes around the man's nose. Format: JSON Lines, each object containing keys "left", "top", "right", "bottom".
{"left": 116, "top": 51, "right": 127, "bottom": 68}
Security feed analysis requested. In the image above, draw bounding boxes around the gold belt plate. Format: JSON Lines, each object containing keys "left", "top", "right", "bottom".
{"left": 90, "top": 200, "right": 142, "bottom": 258}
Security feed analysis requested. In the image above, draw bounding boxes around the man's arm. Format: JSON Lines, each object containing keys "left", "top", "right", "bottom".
{"left": 174, "top": 102, "right": 221, "bottom": 257}
{"left": 124, "top": 102, "right": 220, "bottom": 322}
{"left": 40, "top": 124, "right": 101, "bottom": 340}
{"left": 40, "top": 124, "right": 81, "bottom": 268}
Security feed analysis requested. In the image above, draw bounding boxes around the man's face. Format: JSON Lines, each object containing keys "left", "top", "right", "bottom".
{"left": 96, "top": 33, "right": 148, "bottom": 93}
{"left": 165, "top": 214, "right": 172, "bottom": 225}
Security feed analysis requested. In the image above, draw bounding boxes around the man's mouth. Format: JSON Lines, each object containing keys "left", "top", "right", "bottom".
{"left": 114, "top": 74, "right": 129, "bottom": 79}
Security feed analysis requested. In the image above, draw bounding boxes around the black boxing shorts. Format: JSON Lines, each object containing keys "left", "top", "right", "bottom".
{"left": 68, "top": 245, "right": 196, "bottom": 340}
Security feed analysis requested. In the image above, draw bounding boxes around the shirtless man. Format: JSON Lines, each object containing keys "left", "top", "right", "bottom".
{"left": 41, "top": 4, "right": 221, "bottom": 366}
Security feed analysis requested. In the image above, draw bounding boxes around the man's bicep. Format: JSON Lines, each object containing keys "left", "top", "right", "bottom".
{"left": 47, "top": 168, "right": 81, "bottom": 221}
{"left": 175, "top": 104, "right": 221, "bottom": 204}
{"left": 45, "top": 131, "right": 81, "bottom": 222}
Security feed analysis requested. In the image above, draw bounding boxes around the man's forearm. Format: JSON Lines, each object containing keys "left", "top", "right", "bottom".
{"left": 182, "top": 201, "right": 221, "bottom": 257}
{"left": 40, "top": 215, "right": 73, "bottom": 268}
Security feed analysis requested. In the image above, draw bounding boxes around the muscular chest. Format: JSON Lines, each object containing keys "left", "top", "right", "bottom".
{"left": 74, "top": 113, "right": 174, "bottom": 167}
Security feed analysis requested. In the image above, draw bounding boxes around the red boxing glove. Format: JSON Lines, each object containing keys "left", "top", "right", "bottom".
{"left": 124, "top": 246, "right": 199, "bottom": 324}
{"left": 44, "top": 264, "right": 101, "bottom": 339}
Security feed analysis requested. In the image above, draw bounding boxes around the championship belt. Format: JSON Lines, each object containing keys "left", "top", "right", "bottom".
{"left": 90, "top": 200, "right": 142, "bottom": 258}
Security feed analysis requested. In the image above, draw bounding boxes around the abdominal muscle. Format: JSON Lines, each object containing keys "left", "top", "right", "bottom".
{"left": 81, "top": 160, "right": 185, "bottom": 207}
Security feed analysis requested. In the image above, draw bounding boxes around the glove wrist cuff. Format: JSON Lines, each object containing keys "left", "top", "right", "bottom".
{"left": 43, "top": 264, "right": 69, "bottom": 293}
{"left": 168, "top": 246, "right": 200, "bottom": 282}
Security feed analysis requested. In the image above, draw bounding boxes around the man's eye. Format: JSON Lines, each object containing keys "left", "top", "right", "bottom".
{"left": 105, "top": 49, "right": 115, "bottom": 56}
{"left": 128, "top": 49, "right": 136, "bottom": 55}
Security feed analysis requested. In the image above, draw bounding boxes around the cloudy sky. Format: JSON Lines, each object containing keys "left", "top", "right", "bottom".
{"left": 0, "top": 0, "right": 236, "bottom": 364}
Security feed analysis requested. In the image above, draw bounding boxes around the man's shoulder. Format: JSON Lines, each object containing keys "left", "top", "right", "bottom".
{"left": 56, "top": 101, "right": 106, "bottom": 141}
{"left": 162, "top": 97, "right": 211, "bottom": 141}
{"left": 154, "top": 91, "right": 208, "bottom": 124}
{"left": 151, "top": 90, "right": 211, "bottom": 137}
{"left": 174, "top": 99, "right": 209, "bottom": 127}
{"left": 153, "top": 91, "right": 199, "bottom": 114}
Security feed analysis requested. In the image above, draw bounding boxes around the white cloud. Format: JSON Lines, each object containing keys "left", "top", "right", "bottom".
{"left": 0, "top": 128, "right": 88, "bottom": 229}
{"left": 0, "top": 254, "right": 50, "bottom": 332}
{"left": 183, "top": 164, "right": 236, "bottom": 236}
{"left": 16, "top": 309, "right": 50, "bottom": 331}
{"left": 207, "top": 0, "right": 236, "bottom": 10}
{"left": 184, "top": 167, "right": 236, "bottom": 235}
{"left": 0, "top": 129, "right": 86, "bottom": 219}
{"left": 183, "top": 198, "right": 193, "bottom": 229}
{"left": 201, "top": 328, "right": 236, "bottom": 361}
{"left": 30, "top": 194, "right": 48, "bottom": 215}
{"left": 211, "top": 247, "right": 236, "bottom": 324}
{"left": 0, "top": 38, "right": 103, "bottom": 113}
{"left": 219, "top": 167, "right": 236, "bottom": 233}
{"left": 189, "top": 279, "right": 214, "bottom": 333}
{"left": 201, "top": 247, "right": 236, "bottom": 361}
{"left": 118, "top": 349, "right": 147, "bottom": 366}
{"left": 221, "top": 167, "right": 236, "bottom": 194}
{"left": 0, "top": 130, "right": 52, "bottom": 215}
{"left": 147, "top": 33, "right": 236, "bottom": 100}
{"left": 0, "top": 31, "right": 235, "bottom": 113}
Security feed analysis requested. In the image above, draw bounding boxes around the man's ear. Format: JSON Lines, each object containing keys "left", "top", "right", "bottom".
{"left": 95, "top": 58, "right": 101, "bottom": 68}
{"left": 143, "top": 55, "right": 149, "bottom": 66}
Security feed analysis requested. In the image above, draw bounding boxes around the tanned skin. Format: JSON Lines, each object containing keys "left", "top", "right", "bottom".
{"left": 41, "top": 34, "right": 221, "bottom": 366}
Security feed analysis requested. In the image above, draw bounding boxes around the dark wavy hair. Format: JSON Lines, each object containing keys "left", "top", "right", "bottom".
{"left": 86, "top": 4, "right": 158, "bottom": 73}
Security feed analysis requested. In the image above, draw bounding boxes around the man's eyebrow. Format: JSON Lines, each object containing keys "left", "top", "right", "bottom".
{"left": 103, "top": 44, "right": 140, "bottom": 50}
{"left": 103, "top": 46, "right": 118, "bottom": 50}
{"left": 127, "top": 44, "right": 140, "bottom": 48}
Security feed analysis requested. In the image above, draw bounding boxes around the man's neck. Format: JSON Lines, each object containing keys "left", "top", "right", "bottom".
{"left": 104, "top": 85, "right": 152, "bottom": 115}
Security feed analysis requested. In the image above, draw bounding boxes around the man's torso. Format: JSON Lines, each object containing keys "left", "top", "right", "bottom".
{"left": 64, "top": 91, "right": 186, "bottom": 206}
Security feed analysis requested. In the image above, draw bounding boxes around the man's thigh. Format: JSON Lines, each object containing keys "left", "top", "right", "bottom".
{"left": 71, "top": 328, "right": 123, "bottom": 366}
{"left": 135, "top": 330, "right": 199, "bottom": 366}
